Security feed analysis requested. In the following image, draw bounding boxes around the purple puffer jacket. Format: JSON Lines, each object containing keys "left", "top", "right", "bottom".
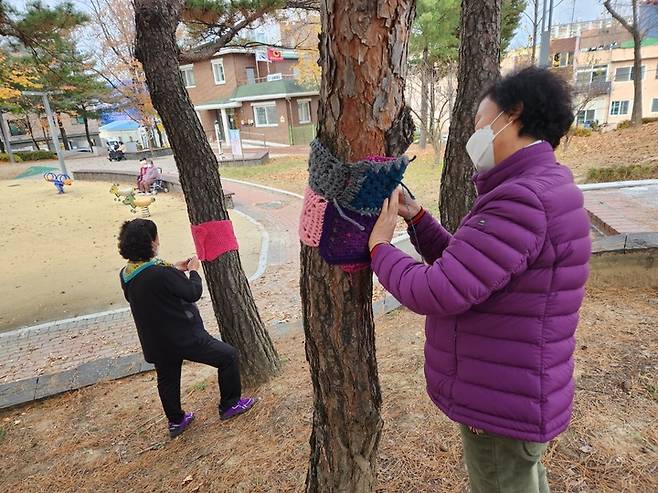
{"left": 372, "top": 142, "right": 591, "bottom": 443}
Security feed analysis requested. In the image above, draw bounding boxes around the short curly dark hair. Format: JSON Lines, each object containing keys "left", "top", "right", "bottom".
{"left": 482, "top": 66, "right": 574, "bottom": 148}
{"left": 118, "top": 219, "right": 157, "bottom": 262}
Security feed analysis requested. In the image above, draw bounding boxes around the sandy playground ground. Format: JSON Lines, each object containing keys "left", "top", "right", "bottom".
{"left": 0, "top": 176, "right": 261, "bottom": 331}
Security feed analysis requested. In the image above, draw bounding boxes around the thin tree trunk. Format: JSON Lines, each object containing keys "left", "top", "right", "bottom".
{"left": 531, "top": 0, "right": 539, "bottom": 64}
{"left": 631, "top": 0, "right": 642, "bottom": 125}
{"left": 301, "top": 1, "right": 415, "bottom": 491}
{"left": 419, "top": 44, "right": 429, "bottom": 148}
{"left": 604, "top": 0, "right": 643, "bottom": 126}
{"left": 439, "top": 0, "right": 502, "bottom": 232}
{"left": 23, "top": 113, "right": 41, "bottom": 150}
{"left": 38, "top": 113, "right": 51, "bottom": 150}
{"left": 56, "top": 113, "right": 71, "bottom": 150}
{"left": 428, "top": 68, "right": 436, "bottom": 145}
{"left": 134, "top": 0, "right": 279, "bottom": 386}
{"left": 83, "top": 114, "right": 94, "bottom": 149}
{"left": 154, "top": 122, "right": 164, "bottom": 147}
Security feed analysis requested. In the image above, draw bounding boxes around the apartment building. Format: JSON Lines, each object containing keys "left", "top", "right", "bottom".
{"left": 503, "top": 13, "right": 658, "bottom": 129}
{"left": 181, "top": 46, "right": 320, "bottom": 147}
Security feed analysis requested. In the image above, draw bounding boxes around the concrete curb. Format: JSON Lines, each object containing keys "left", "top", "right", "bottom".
{"left": 578, "top": 179, "right": 658, "bottom": 191}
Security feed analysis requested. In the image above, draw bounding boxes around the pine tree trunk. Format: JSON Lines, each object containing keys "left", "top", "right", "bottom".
{"left": 134, "top": 0, "right": 279, "bottom": 386}
{"left": 419, "top": 44, "right": 429, "bottom": 149}
{"left": 439, "top": 0, "right": 502, "bottom": 232}
{"left": 302, "top": 1, "right": 415, "bottom": 491}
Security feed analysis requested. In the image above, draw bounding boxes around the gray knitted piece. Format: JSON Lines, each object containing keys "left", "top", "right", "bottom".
{"left": 308, "top": 139, "right": 409, "bottom": 214}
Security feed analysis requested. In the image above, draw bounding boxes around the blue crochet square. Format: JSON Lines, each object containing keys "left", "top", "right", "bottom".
{"left": 346, "top": 162, "right": 407, "bottom": 216}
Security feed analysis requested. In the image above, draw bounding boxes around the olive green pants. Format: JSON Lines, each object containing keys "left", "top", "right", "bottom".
{"left": 459, "top": 425, "right": 550, "bottom": 493}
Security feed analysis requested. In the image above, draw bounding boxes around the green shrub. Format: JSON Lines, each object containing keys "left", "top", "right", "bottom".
{"left": 0, "top": 153, "right": 23, "bottom": 162}
{"left": 15, "top": 150, "right": 56, "bottom": 161}
{"left": 586, "top": 163, "right": 658, "bottom": 183}
{"left": 570, "top": 126, "right": 592, "bottom": 137}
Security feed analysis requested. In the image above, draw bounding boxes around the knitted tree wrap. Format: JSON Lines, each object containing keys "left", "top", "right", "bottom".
{"left": 298, "top": 187, "right": 328, "bottom": 247}
{"left": 308, "top": 139, "right": 409, "bottom": 216}
{"left": 340, "top": 262, "right": 370, "bottom": 273}
{"left": 318, "top": 203, "right": 377, "bottom": 265}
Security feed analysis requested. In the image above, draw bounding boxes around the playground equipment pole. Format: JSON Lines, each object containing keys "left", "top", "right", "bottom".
{"left": 0, "top": 112, "right": 16, "bottom": 163}
{"left": 23, "top": 91, "right": 68, "bottom": 177}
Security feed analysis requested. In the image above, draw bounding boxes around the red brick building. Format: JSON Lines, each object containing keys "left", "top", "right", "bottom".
{"left": 181, "top": 47, "right": 320, "bottom": 147}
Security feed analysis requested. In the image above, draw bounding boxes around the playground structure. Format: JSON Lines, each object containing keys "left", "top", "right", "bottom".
{"left": 44, "top": 172, "right": 72, "bottom": 193}
{"left": 109, "top": 183, "right": 135, "bottom": 201}
{"left": 122, "top": 191, "right": 155, "bottom": 217}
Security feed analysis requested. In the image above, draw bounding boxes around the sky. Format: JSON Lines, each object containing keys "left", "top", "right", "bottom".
{"left": 6, "top": 0, "right": 613, "bottom": 51}
{"left": 511, "top": 0, "right": 609, "bottom": 49}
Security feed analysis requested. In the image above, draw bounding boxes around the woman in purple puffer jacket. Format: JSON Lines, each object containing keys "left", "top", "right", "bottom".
{"left": 369, "top": 67, "right": 591, "bottom": 492}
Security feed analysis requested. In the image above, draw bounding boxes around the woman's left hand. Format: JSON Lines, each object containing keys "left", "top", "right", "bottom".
{"left": 174, "top": 259, "right": 190, "bottom": 271}
{"left": 369, "top": 187, "right": 401, "bottom": 251}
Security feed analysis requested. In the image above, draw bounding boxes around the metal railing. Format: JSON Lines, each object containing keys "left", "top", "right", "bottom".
{"left": 236, "top": 73, "right": 298, "bottom": 86}
{"left": 574, "top": 80, "right": 611, "bottom": 95}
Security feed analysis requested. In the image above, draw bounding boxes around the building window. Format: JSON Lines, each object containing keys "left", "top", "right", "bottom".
{"left": 246, "top": 67, "right": 256, "bottom": 85}
{"left": 8, "top": 121, "right": 26, "bottom": 136}
{"left": 614, "top": 65, "right": 645, "bottom": 81}
{"left": 652, "top": 98, "right": 658, "bottom": 113}
{"left": 297, "top": 99, "right": 311, "bottom": 124}
{"left": 576, "top": 109, "right": 596, "bottom": 126}
{"left": 75, "top": 115, "right": 85, "bottom": 124}
{"left": 253, "top": 102, "right": 278, "bottom": 127}
{"left": 179, "top": 64, "right": 196, "bottom": 88}
{"left": 552, "top": 52, "right": 573, "bottom": 68}
{"left": 610, "top": 100, "right": 630, "bottom": 116}
{"left": 577, "top": 64, "right": 608, "bottom": 85}
{"left": 211, "top": 59, "right": 226, "bottom": 85}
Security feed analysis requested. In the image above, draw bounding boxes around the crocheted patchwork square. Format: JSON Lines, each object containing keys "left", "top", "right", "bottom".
{"left": 299, "top": 187, "right": 328, "bottom": 247}
{"left": 319, "top": 203, "right": 377, "bottom": 265}
{"left": 347, "top": 161, "right": 407, "bottom": 216}
{"left": 308, "top": 140, "right": 409, "bottom": 217}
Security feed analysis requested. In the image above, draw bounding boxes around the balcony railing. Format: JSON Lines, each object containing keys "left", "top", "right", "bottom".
{"left": 574, "top": 80, "right": 612, "bottom": 96}
{"left": 236, "top": 73, "right": 298, "bottom": 86}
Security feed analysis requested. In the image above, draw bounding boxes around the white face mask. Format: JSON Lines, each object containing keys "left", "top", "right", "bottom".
{"left": 466, "top": 111, "right": 514, "bottom": 173}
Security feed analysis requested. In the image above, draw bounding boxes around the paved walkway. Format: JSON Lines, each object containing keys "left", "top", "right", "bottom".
{"left": 583, "top": 182, "right": 658, "bottom": 235}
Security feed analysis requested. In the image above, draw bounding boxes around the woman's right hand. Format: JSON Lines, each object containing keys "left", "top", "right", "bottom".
{"left": 398, "top": 188, "right": 421, "bottom": 220}
{"left": 187, "top": 255, "right": 201, "bottom": 272}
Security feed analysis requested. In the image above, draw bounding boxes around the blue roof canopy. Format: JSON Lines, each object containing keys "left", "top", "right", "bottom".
{"left": 99, "top": 120, "right": 140, "bottom": 131}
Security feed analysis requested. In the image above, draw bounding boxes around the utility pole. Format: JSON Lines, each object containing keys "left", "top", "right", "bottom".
{"left": 538, "top": 0, "right": 555, "bottom": 67}
{"left": 0, "top": 112, "right": 16, "bottom": 163}
{"left": 23, "top": 91, "right": 68, "bottom": 176}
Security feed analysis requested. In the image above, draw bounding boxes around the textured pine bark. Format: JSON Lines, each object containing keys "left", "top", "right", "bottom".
{"left": 301, "top": 1, "right": 415, "bottom": 491}
{"left": 439, "top": 0, "right": 502, "bottom": 232}
{"left": 134, "top": 0, "right": 279, "bottom": 386}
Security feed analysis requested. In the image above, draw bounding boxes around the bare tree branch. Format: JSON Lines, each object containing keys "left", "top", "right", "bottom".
{"left": 603, "top": 0, "right": 635, "bottom": 34}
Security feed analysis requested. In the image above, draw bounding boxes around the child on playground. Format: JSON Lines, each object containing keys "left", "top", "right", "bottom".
{"left": 118, "top": 218, "right": 256, "bottom": 438}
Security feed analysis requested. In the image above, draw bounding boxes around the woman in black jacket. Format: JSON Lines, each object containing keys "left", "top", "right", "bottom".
{"left": 118, "top": 219, "right": 256, "bottom": 438}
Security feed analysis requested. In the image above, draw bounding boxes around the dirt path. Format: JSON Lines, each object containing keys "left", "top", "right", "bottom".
{"left": 0, "top": 285, "right": 656, "bottom": 492}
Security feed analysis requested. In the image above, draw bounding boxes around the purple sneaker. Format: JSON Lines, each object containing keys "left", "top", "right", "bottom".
{"left": 168, "top": 411, "right": 194, "bottom": 438}
{"left": 220, "top": 397, "right": 257, "bottom": 421}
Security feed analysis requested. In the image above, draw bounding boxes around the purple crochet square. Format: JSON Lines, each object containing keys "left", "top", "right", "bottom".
{"left": 319, "top": 203, "right": 377, "bottom": 265}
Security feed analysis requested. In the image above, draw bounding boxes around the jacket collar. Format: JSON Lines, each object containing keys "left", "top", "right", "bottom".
{"left": 473, "top": 141, "right": 556, "bottom": 195}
